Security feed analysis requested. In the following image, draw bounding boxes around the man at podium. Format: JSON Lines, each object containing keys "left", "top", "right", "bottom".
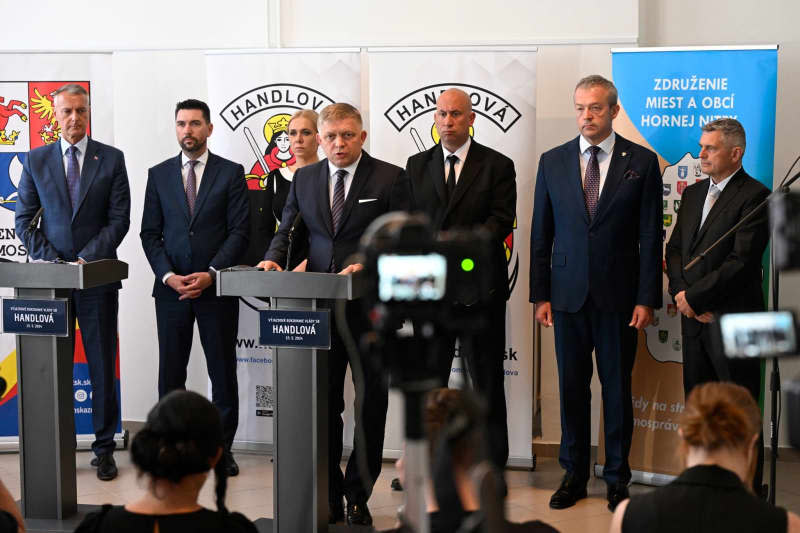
{"left": 258, "top": 103, "right": 410, "bottom": 526}
{"left": 15, "top": 83, "right": 131, "bottom": 482}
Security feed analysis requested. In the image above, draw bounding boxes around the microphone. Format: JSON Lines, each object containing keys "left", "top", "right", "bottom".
{"left": 28, "top": 207, "right": 44, "bottom": 232}
{"left": 285, "top": 212, "right": 303, "bottom": 271}
{"left": 25, "top": 207, "right": 44, "bottom": 264}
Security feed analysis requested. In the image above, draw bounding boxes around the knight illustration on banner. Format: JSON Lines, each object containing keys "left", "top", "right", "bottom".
{"left": 245, "top": 113, "right": 295, "bottom": 190}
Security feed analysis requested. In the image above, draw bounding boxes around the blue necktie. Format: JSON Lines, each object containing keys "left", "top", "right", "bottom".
{"left": 66, "top": 145, "right": 81, "bottom": 212}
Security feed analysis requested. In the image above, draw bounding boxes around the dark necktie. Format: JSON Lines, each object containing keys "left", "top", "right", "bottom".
{"left": 331, "top": 169, "right": 347, "bottom": 234}
{"left": 65, "top": 145, "right": 81, "bottom": 211}
{"left": 584, "top": 145, "right": 601, "bottom": 219}
{"left": 186, "top": 160, "right": 199, "bottom": 216}
{"left": 446, "top": 154, "right": 458, "bottom": 203}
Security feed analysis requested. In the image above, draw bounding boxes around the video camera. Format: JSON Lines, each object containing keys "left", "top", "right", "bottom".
{"left": 357, "top": 212, "right": 495, "bottom": 333}
{"left": 717, "top": 310, "right": 800, "bottom": 449}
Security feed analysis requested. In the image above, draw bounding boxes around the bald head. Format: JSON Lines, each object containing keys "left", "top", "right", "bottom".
{"left": 435, "top": 88, "right": 475, "bottom": 152}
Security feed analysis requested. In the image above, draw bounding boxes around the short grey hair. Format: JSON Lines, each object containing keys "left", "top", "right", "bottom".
{"left": 701, "top": 118, "right": 746, "bottom": 151}
{"left": 319, "top": 103, "right": 362, "bottom": 129}
{"left": 575, "top": 75, "right": 618, "bottom": 107}
{"left": 53, "top": 83, "right": 88, "bottom": 100}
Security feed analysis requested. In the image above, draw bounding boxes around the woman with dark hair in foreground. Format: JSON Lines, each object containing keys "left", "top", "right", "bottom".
{"left": 610, "top": 382, "right": 800, "bottom": 533}
{"left": 75, "top": 390, "right": 257, "bottom": 533}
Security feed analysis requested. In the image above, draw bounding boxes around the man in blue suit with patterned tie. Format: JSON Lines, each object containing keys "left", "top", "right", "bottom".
{"left": 259, "top": 103, "right": 410, "bottom": 526}
{"left": 140, "top": 99, "right": 249, "bottom": 477}
{"left": 530, "top": 75, "right": 662, "bottom": 511}
{"left": 15, "top": 83, "right": 131, "bottom": 481}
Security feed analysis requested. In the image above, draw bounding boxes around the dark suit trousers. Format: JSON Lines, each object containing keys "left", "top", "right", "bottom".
{"left": 553, "top": 298, "right": 637, "bottom": 485}
{"left": 155, "top": 296, "right": 240, "bottom": 449}
{"left": 437, "top": 298, "right": 510, "bottom": 471}
{"left": 73, "top": 287, "right": 119, "bottom": 456}
{"left": 682, "top": 323, "right": 764, "bottom": 490}
{"left": 328, "top": 301, "right": 388, "bottom": 505}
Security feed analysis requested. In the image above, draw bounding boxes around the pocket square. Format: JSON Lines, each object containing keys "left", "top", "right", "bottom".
{"left": 624, "top": 169, "right": 641, "bottom": 180}
{"left": 358, "top": 198, "right": 378, "bottom": 203}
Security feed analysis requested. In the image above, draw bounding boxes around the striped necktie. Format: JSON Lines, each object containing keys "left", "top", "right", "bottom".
{"left": 331, "top": 169, "right": 347, "bottom": 234}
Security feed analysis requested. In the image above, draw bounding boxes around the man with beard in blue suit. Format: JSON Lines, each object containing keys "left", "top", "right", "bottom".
{"left": 16, "top": 83, "right": 131, "bottom": 481}
{"left": 140, "top": 99, "right": 249, "bottom": 477}
{"left": 530, "top": 75, "right": 662, "bottom": 511}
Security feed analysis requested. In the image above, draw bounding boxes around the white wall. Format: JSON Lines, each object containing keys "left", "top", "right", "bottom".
{"left": 2, "top": 1, "right": 270, "bottom": 51}
{"left": 279, "top": 0, "right": 638, "bottom": 46}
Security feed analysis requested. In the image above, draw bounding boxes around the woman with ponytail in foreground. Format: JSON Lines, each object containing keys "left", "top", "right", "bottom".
{"left": 609, "top": 382, "right": 800, "bottom": 533}
{"left": 75, "top": 390, "right": 257, "bottom": 533}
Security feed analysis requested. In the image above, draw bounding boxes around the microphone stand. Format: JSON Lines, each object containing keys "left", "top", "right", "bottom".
{"left": 685, "top": 170, "right": 800, "bottom": 505}
{"left": 285, "top": 213, "right": 303, "bottom": 271}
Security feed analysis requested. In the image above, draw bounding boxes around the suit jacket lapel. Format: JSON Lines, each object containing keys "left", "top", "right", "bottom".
{"left": 335, "top": 152, "right": 372, "bottom": 236}
{"left": 168, "top": 154, "right": 191, "bottom": 223}
{"left": 692, "top": 170, "right": 745, "bottom": 249}
{"left": 73, "top": 139, "right": 101, "bottom": 220}
{"left": 191, "top": 152, "right": 217, "bottom": 225}
{"left": 426, "top": 144, "right": 447, "bottom": 206}
{"left": 564, "top": 138, "right": 589, "bottom": 225}
{"left": 317, "top": 161, "right": 334, "bottom": 236}
{"left": 592, "top": 135, "right": 631, "bottom": 226}
{"left": 45, "top": 143, "right": 72, "bottom": 211}
{"left": 447, "top": 141, "right": 483, "bottom": 214}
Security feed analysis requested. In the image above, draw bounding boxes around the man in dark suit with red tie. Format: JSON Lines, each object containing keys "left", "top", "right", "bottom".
{"left": 259, "top": 103, "right": 410, "bottom": 526}
{"left": 404, "top": 88, "right": 517, "bottom": 475}
{"left": 140, "top": 99, "right": 249, "bottom": 477}
{"left": 16, "top": 83, "right": 131, "bottom": 482}
{"left": 530, "top": 75, "right": 662, "bottom": 511}
{"left": 665, "top": 118, "right": 769, "bottom": 492}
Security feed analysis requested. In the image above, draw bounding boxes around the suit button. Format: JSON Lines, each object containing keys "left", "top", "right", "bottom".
{"left": 189, "top": 231, "right": 194, "bottom": 236}
{"left": 589, "top": 231, "right": 595, "bottom": 237}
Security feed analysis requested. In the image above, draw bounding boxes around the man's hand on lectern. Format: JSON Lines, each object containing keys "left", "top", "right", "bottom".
{"left": 338, "top": 263, "right": 363, "bottom": 275}
{"left": 257, "top": 260, "right": 283, "bottom": 271}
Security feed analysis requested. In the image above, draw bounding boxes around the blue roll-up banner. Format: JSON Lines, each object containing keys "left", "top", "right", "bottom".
{"left": 602, "top": 46, "right": 778, "bottom": 480}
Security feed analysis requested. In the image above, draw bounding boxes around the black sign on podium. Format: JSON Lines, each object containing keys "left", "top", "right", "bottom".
{"left": 217, "top": 269, "right": 367, "bottom": 533}
{"left": 0, "top": 259, "right": 128, "bottom": 533}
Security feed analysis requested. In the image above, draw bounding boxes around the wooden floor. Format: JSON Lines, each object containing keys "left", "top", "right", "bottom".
{"left": 1, "top": 451, "right": 799, "bottom": 532}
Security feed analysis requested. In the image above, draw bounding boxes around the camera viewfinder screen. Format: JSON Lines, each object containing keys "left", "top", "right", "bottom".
{"left": 719, "top": 311, "right": 797, "bottom": 358}
{"left": 377, "top": 253, "right": 447, "bottom": 302}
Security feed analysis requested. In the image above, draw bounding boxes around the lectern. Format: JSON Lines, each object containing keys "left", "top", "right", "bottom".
{"left": 0, "top": 259, "right": 128, "bottom": 533}
{"left": 217, "top": 270, "right": 367, "bottom": 533}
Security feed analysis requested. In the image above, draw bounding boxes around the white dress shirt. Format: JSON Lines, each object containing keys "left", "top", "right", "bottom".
{"left": 579, "top": 131, "right": 616, "bottom": 196}
{"left": 181, "top": 149, "right": 209, "bottom": 194}
{"left": 328, "top": 153, "right": 362, "bottom": 208}
{"left": 700, "top": 168, "right": 738, "bottom": 227}
{"left": 60, "top": 134, "right": 89, "bottom": 175}
{"left": 442, "top": 137, "right": 472, "bottom": 185}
